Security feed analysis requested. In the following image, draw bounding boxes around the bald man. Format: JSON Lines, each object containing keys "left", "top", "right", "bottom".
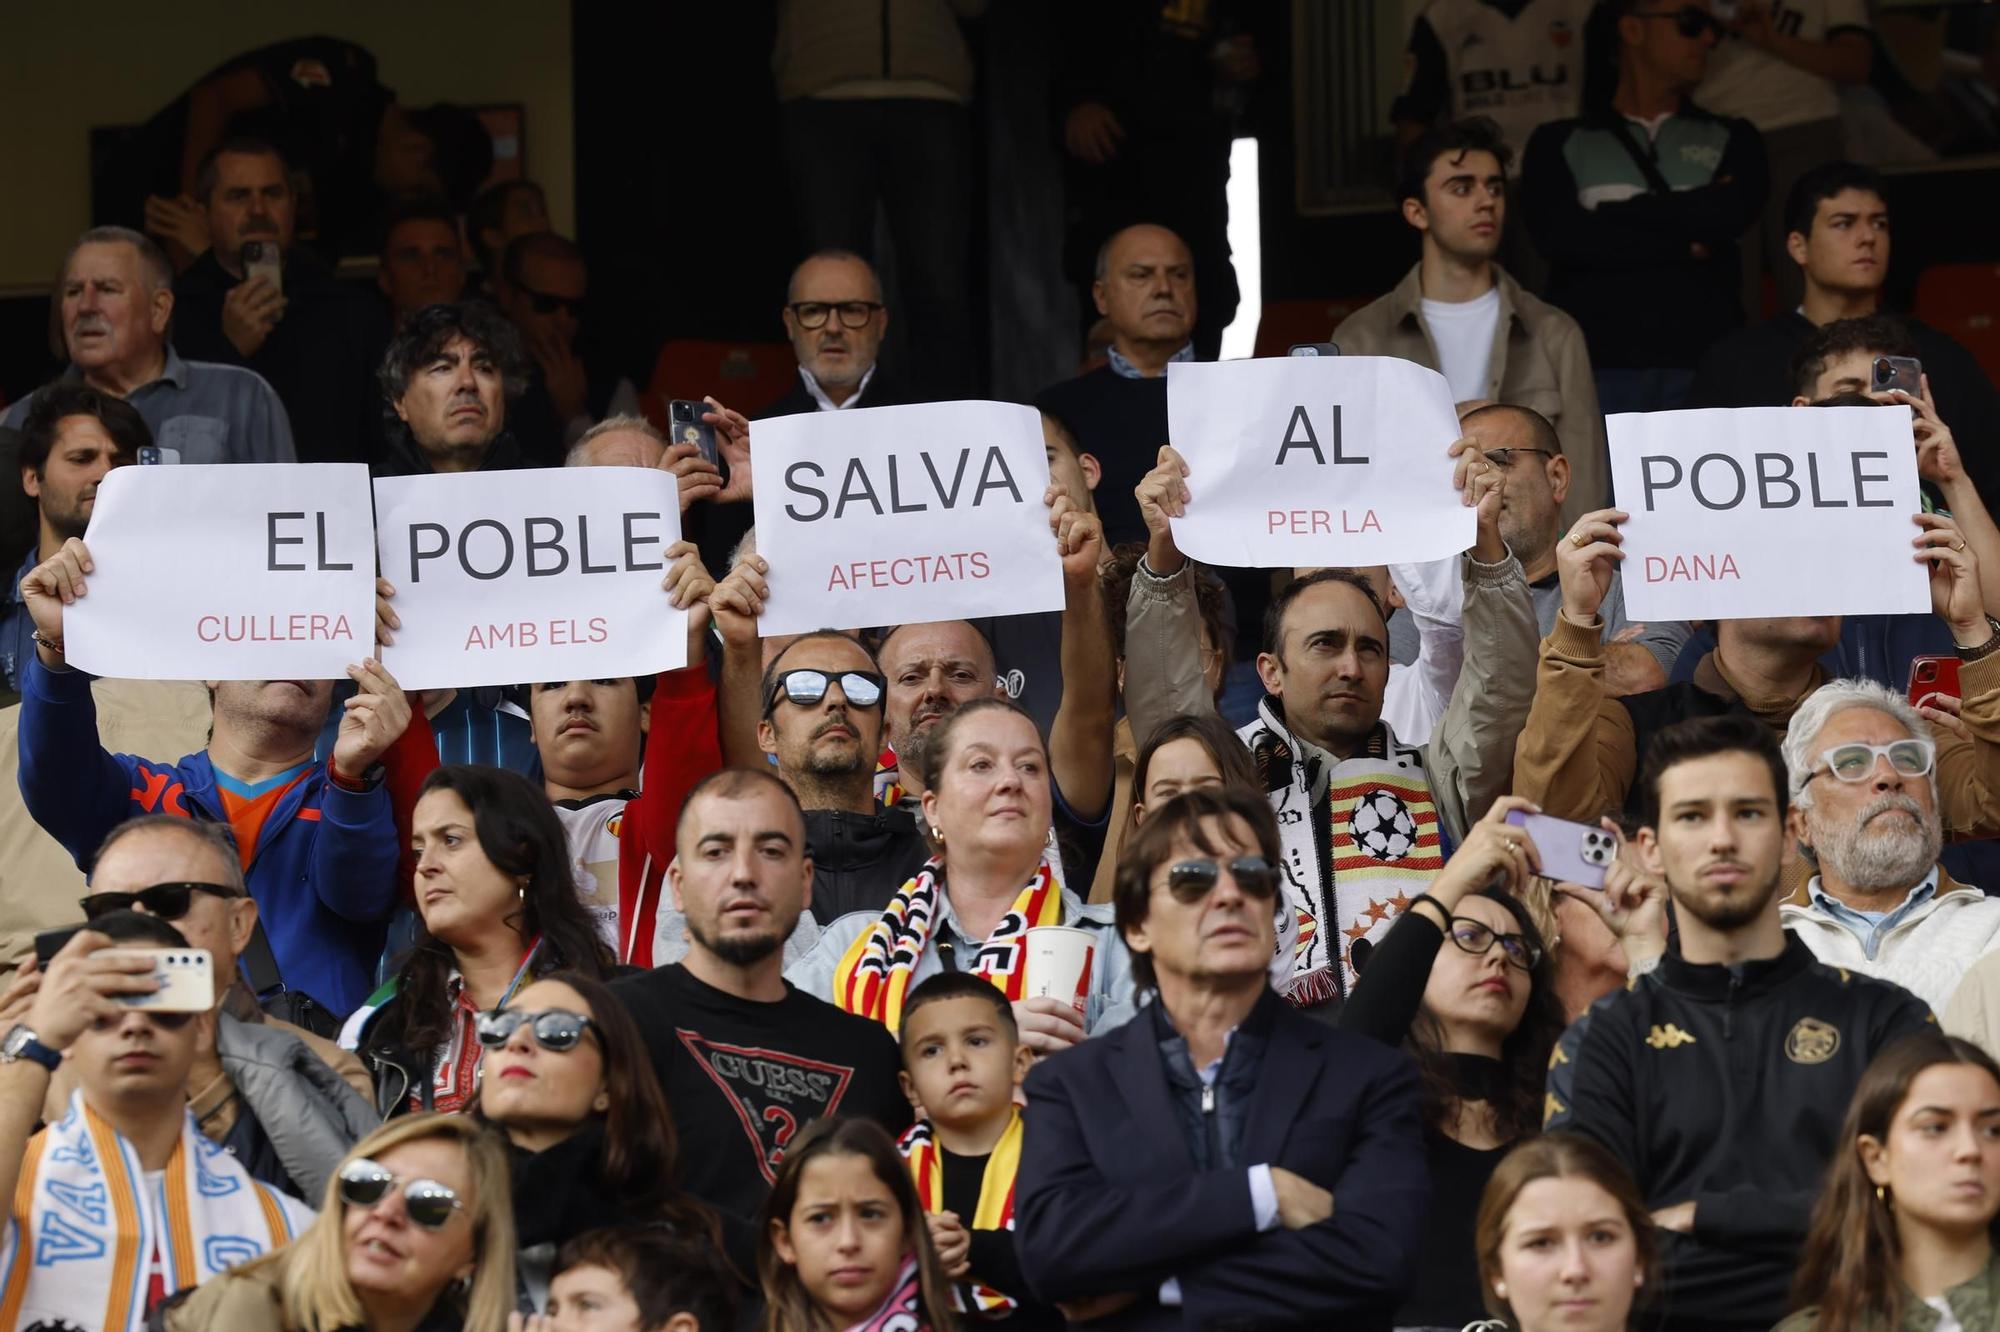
{"left": 762, "top": 250, "right": 915, "bottom": 418}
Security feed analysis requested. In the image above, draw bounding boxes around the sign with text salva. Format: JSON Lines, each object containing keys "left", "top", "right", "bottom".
{"left": 66, "top": 464, "right": 375, "bottom": 680}
{"left": 1165, "top": 356, "right": 1475, "bottom": 568}
{"left": 374, "top": 467, "right": 687, "bottom": 690}
{"left": 751, "top": 401, "right": 1065, "bottom": 636}
{"left": 1611, "top": 406, "right": 1928, "bottom": 621}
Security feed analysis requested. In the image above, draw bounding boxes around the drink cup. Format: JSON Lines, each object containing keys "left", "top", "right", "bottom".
{"left": 1024, "top": 926, "right": 1096, "bottom": 1013}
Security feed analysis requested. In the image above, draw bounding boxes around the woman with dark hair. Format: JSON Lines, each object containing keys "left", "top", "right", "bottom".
{"left": 789, "top": 698, "right": 1134, "bottom": 1052}
{"left": 1338, "top": 796, "right": 1569, "bottom": 1331}
{"left": 469, "top": 970, "right": 720, "bottom": 1308}
{"left": 342, "top": 764, "right": 616, "bottom": 1117}
{"left": 759, "top": 1118, "right": 957, "bottom": 1332}
{"left": 1780, "top": 1031, "right": 2000, "bottom": 1332}
{"left": 1129, "top": 713, "right": 1260, "bottom": 826}
{"left": 1471, "top": 1132, "right": 1656, "bottom": 1332}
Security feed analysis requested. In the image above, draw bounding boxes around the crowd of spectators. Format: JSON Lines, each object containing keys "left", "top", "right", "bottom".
{"left": 6, "top": 2, "right": 2000, "bottom": 1331}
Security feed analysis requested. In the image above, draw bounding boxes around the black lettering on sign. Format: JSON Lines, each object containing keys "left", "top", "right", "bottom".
{"left": 781, "top": 447, "right": 1024, "bottom": 522}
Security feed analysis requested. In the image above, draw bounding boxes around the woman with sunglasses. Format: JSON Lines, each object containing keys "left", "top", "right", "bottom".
{"left": 1338, "top": 795, "right": 1567, "bottom": 1332}
{"left": 789, "top": 698, "right": 1135, "bottom": 1051}
{"left": 469, "top": 971, "right": 722, "bottom": 1309}
{"left": 160, "top": 1113, "right": 517, "bottom": 1332}
{"left": 1780, "top": 1032, "right": 2000, "bottom": 1332}
{"left": 343, "top": 765, "right": 618, "bottom": 1118}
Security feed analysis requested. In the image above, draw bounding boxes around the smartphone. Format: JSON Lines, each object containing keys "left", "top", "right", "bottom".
{"left": 1288, "top": 342, "right": 1340, "bottom": 358}
{"left": 1909, "top": 655, "right": 1962, "bottom": 708}
{"left": 668, "top": 399, "right": 718, "bottom": 466}
{"left": 137, "top": 445, "right": 182, "bottom": 465}
{"left": 1872, "top": 355, "right": 1922, "bottom": 396}
{"left": 111, "top": 948, "right": 214, "bottom": 1012}
{"left": 1507, "top": 810, "right": 1615, "bottom": 890}
{"left": 241, "top": 239, "right": 283, "bottom": 296}
{"left": 33, "top": 924, "right": 85, "bottom": 968}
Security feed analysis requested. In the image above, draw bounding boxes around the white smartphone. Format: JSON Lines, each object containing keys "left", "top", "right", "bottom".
{"left": 242, "top": 240, "right": 283, "bottom": 296}
{"left": 109, "top": 948, "right": 214, "bottom": 1012}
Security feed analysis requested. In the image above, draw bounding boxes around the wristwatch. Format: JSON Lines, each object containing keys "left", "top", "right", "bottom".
{"left": 1, "top": 1023, "right": 60, "bottom": 1072}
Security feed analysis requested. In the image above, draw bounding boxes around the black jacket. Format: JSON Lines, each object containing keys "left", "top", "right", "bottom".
{"left": 371, "top": 424, "right": 534, "bottom": 478}
{"left": 1017, "top": 988, "right": 1429, "bottom": 1331}
{"left": 1547, "top": 934, "right": 1934, "bottom": 1332}
{"left": 756, "top": 363, "right": 914, "bottom": 419}
{"left": 804, "top": 805, "right": 929, "bottom": 923}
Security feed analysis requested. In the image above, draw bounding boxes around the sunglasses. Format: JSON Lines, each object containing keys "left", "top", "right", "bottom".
{"left": 518, "top": 285, "right": 584, "bottom": 318}
{"left": 337, "top": 1158, "right": 465, "bottom": 1230}
{"left": 81, "top": 881, "right": 241, "bottom": 922}
{"left": 1632, "top": 6, "right": 1723, "bottom": 39}
{"left": 473, "top": 1006, "right": 597, "bottom": 1052}
{"left": 787, "top": 300, "right": 885, "bottom": 330}
{"left": 1810, "top": 738, "right": 1936, "bottom": 785}
{"left": 764, "top": 668, "right": 886, "bottom": 715}
{"left": 1445, "top": 916, "right": 1542, "bottom": 971}
{"left": 1164, "top": 856, "right": 1281, "bottom": 903}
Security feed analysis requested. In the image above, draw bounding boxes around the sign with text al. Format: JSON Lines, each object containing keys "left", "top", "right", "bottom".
{"left": 1165, "top": 356, "right": 1474, "bottom": 567}
{"left": 66, "top": 464, "right": 376, "bottom": 680}
{"left": 374, "top": 467, "right": 687, "bottom": 690}
{"left": 1611, "top": 406, "right": 1928, "bottom": 621}
{"left": 751, "top": 400, "right": 1065, "bottom": 636}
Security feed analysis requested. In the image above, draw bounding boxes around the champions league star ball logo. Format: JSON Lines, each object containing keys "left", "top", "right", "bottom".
{"left": 1349, "top": 789, "right": 1417, "bottom": 861}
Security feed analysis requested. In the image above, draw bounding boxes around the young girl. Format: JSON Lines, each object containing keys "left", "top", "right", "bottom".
{"left": 1472, "top": 1133, "right": 1657, "bottom": 1332}
{"left": 759, "top": 1118, "right": 958, "bottom": 1332}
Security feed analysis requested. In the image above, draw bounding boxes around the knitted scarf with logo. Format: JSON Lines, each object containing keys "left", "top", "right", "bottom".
{"left": 898, "top": 1109, "right": 1024, "bottom": 1316}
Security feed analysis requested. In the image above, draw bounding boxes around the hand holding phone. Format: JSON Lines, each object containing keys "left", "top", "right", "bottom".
{"left": 1506, "top": 809, "right": 1616, "bottom": 890}
{"left": 1909, "top": 654, "right": 1962, "bottom": 709}
{"left": 241, "top": 240, "right": 283, "bottom": 297}
{"left": 668, "top": 399, "right": 719, "bottom": 466}
{"left": 1873, "top": 356, "right": 1922, "bottom": 397}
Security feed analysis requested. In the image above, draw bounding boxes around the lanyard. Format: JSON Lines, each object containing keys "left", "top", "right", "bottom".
{"left": 498, "top": 935, "right": 544, "bottom": 1008}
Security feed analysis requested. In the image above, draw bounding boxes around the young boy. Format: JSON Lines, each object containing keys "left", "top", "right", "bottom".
{"left": 897, "top": 973, "right": 1060, "bottom": 1331}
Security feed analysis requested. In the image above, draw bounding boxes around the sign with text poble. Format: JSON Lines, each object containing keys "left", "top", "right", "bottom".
{"left": 66, "top": 464, "right": 376, "bottom": 680}
{"left": 374, "top": 467, "right": 686, "bottom": 690}
{"left": 1611, "top": 406, "right": 1928, "bottom": 621}
{"left": 751, "top": 400, "right": 1065, "bottom": 636}
{"left": 1165, "top": 356, "right": 1475, "bottom": 567}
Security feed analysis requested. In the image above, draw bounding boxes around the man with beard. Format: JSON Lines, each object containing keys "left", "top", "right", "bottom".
{"left": 15, "top": 535, "right": 407, "bottom": 1016}
{"left": 1546, "top": 712, "right": 1934, "bottom": 1332}
{"left": 755, "top": 632, "right": 926, "bottom": 923}
{"left": 2, "top": 385, "right": 144, "bottom": 692}
{"left": 762, "top": 251, "right": 911, "bottom": 418}
{"left": 372, "top": 301, "right": 533, "bottom": 476}
{"left": 611, "top": 768, "right": 909, "bottom": 1271}
{"left": 0, "top": 226, "right": 294, "bottom": 465}
{"left": 1776, "top": 680, "right": 2000, "bottom": 1012}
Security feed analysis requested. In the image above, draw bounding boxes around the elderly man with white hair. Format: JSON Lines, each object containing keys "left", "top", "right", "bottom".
{"left": 1779, "top": 678, "right": 2000, "bottom": 1010}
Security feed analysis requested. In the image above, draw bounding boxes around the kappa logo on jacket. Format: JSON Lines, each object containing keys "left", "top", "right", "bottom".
{"left": 1645, "top": 1024, "right": 1698, "bottom": 1050}
{"left": 677, "top": 1030, "right": 856, "bottom": 1182}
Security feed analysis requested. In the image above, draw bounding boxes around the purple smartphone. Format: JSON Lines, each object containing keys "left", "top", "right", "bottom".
{"left": 1505, "top": 810, "right": 1615, "bottom": 890}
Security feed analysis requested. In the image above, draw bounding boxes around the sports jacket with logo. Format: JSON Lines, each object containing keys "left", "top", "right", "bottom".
{"left": 1545, "top": 934, "right": 1933, "bottom": 1332}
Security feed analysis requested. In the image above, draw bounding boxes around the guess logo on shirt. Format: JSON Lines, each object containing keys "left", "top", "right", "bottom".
{"left": 677, "top": 1030, "right": 857, "bottom": 1181}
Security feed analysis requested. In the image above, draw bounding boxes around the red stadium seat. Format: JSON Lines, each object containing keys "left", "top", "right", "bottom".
{"left": 639, "top": 340, "right": 799, "bottom": 429}
{"left": 1252, "top": 297, "right": 1374, "bottom": 359}
{"left": 1915, "top": 263, "right": 2000, "bottom": 384}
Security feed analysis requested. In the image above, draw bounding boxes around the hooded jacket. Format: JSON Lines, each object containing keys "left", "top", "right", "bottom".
{"left": 803, "top": 804, "right": 929, "bottom": 923}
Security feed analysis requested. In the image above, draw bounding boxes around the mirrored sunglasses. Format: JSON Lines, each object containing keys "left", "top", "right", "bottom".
{"left": 1164, "top": 856, "right": 1280, "bottom": 903}
{"left": 473, "top": 1006, "right": 596, "bottom": 1052}
{"left": 337, "top": 1158, "right": 465, "bottom": 1230}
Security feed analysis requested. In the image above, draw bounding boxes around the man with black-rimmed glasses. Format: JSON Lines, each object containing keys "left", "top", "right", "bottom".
{"left": 762, "top": 251, "right": 914, "bottom": 418}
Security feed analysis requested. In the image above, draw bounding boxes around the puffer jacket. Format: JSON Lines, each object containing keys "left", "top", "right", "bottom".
{"left": 219, "top": 1013, "right": 380, "bottom": 1201}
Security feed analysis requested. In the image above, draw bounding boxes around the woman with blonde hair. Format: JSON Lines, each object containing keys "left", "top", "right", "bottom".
{"left": 158, "top": 1113, "right": 516, "bottom": 1332}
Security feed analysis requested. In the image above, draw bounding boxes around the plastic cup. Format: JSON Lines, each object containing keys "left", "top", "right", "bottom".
{"left": 1024, "top": 926, "right": 1096, "bottom": 1013}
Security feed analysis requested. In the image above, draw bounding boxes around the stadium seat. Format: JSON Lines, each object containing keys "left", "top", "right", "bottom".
{"left": 639, "top": 340, "right": 799, "bottom": 427}
{"left": 1914, "top": 262, "right": 2000, "bottom": 384}
{"left": 1252, "top": 297, "right": 1373, "bottom": 358}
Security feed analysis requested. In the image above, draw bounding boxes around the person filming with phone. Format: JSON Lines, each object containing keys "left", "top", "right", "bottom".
{"left": 0, "top": 911, "right": 315, "bottom": 1328}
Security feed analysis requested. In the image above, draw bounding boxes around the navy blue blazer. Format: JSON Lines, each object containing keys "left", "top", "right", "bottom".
{"left": 1016, "top": 990, "right": 1429, "bottom": 1331}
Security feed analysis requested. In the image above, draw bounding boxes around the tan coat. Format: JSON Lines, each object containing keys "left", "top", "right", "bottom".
{"left": 1333, "top": 263, "right": 1608, "bottom": 531}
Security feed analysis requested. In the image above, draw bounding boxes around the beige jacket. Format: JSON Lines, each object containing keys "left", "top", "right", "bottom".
{"left": 1334, "top": 263, "right": 1608, "bottom": 531}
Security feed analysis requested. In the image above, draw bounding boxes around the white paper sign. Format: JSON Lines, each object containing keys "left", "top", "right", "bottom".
{"left": 374, "top": 467, "right": 687, "bottom": 690}
{"left": 1166, "top": 357, "right": 1475, "bottom": 567}
{"left": 1611, "top": 406, "right": 1928, "bottom": 621}
{"left": 66, "top": 464, "right": 375, "bottom": 680}
{"left": 752, "top": 401, "right": 1065, "bottom": 636}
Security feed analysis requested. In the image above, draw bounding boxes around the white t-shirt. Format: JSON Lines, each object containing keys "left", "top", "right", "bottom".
{"left": 1420, "top": 285, "right": 1501, "bottom": 403}
{"left": 1696, "top": 0, "right": 1870, "bottom": 131}
{"left": 553, "top": 795, "right": 629, "bottom": 953}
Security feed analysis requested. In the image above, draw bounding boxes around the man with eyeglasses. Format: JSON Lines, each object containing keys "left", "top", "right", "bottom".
{"left": 763, "top": 251, "right": 910, "bottom": 419}
{"left": 1547, "top": 712, "right": 1932, "bottom": 1332}
{"left": 1018, "top": 786, "right": 1429, "bottom": 1329}
{"left": 1462, "top": 401, "right": 1690, "bottom": 695}
{"left": 499, "top": 232, "right": 641, "bottom": 466}
{"left": 1774, "top": 680, "right": 2000, "bottom": 1012}
{"left": 172, "top": 136, "right": 390, "bottom": 466}
{"left": 1521, "top": 0, "right": 1767, "bottom": 413}
{"left": 0, "top": 910, "right": 315, "bottom": 1328}
{"left": 5, "top": 815, "right": 376, "bottom": 1201}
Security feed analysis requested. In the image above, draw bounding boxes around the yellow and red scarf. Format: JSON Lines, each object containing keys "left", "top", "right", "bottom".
{"left": 899, "top": 1110, "right": 1025, "bottom": 1317}
{"left": 832, "top": 856, "right": 1063, "bottom": 1035}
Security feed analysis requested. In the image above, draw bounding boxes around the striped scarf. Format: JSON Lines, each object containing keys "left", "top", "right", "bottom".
{"left": 899, "top": 1110, "right": 1024, "bottom": 1316}
{"left": 832, "top": 856, "right": 1063, "bottom": 1035}
{"left": 0, "top": 1092, "right": 314, "bottom": 1331}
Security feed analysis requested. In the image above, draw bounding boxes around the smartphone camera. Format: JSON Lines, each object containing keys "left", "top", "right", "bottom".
{"left": 1916, "top": 660, "right": 1940, "bottom": 684}
{"left": 1580, "top": 829, "right": 1615, "bottom": 868}
{"left": 670, "top": 401, "right": 694, "bottom": 423}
